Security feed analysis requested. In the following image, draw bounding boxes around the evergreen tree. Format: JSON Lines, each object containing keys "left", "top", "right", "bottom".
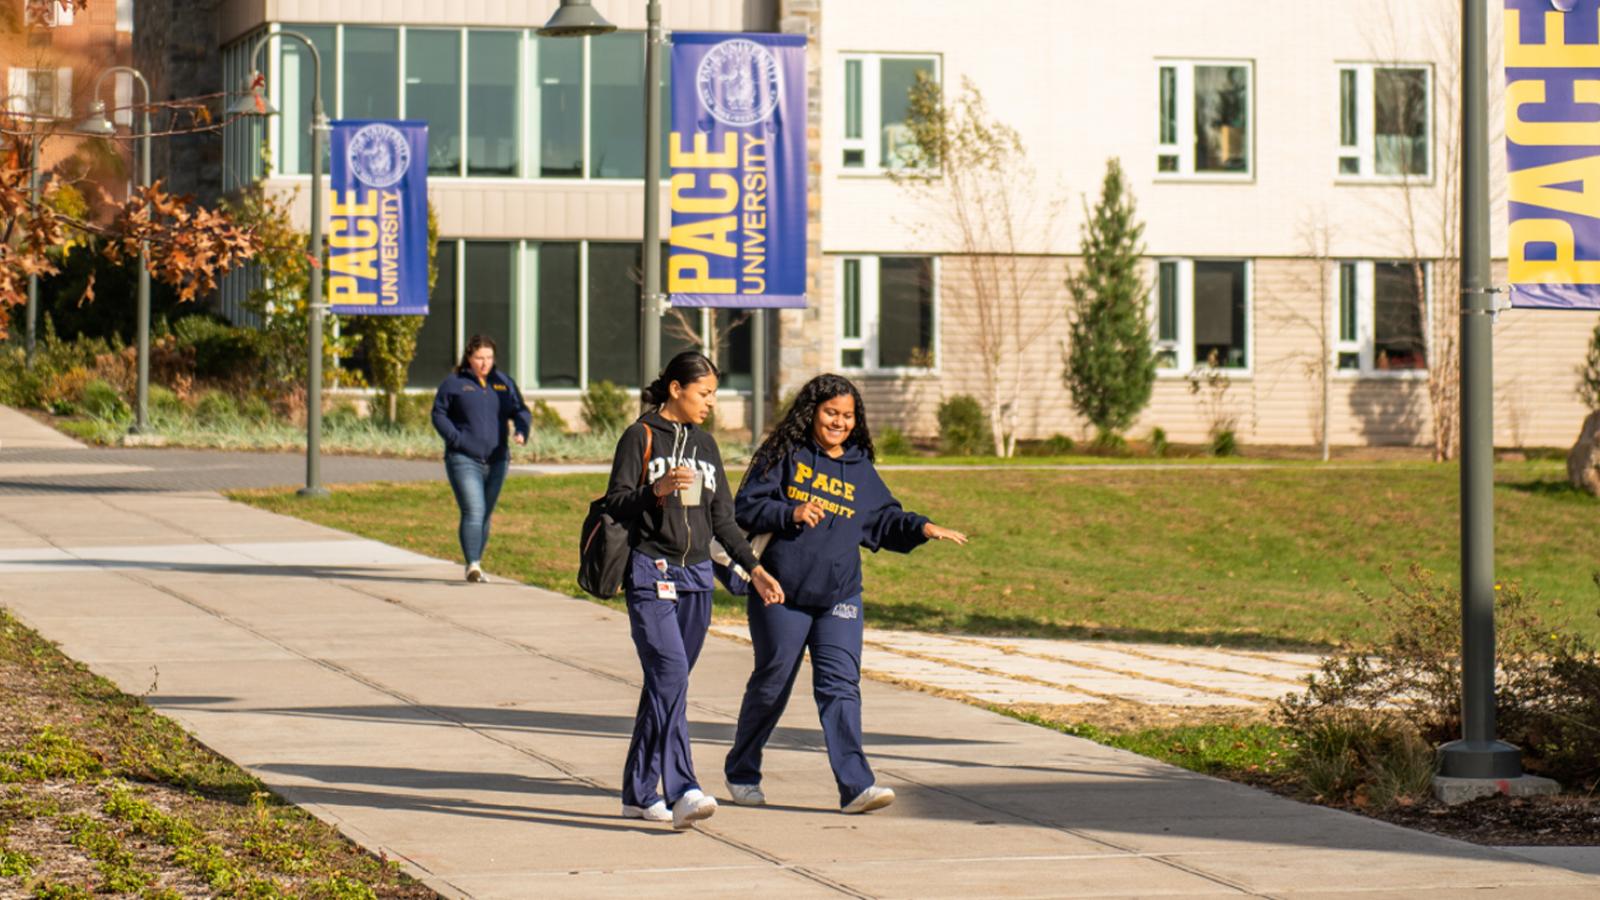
{"left": 1064, "top": 159, "right": 1155, "bottom": 446}
{"left": 358, "top": 204, "right": 436, "bottom": 422}
{"left": 1578, "top": 320, "right": 1600, "bottom": 411}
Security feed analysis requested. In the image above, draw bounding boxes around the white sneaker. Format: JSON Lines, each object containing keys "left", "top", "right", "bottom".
{"left": 621, "top": 800, "right": 671, "bottom": 822}
{"left": 725, "top": 781, "right": 766, "bottom": 806}
{"left": 841, "top": 785, "right": 895, "bottom": 814}
{"left": 671, "top": 789, "right": 717, "bottom": 829}
{"left": 465, "top": 562, "right": 484, "bottom": 583}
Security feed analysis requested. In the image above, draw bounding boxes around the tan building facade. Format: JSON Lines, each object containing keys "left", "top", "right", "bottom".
{"left": 169, "top": 0, "right": 1598, "bottom": 448}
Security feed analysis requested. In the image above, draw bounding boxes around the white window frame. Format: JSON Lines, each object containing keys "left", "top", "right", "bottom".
{"left": 6, "top": 67, "right": 70, "bottom": 119}
{"left": 1154, "top": 58, "right": 1254, "bottom": 181}
{"left": 25, "top": 0, "right": 73, "bottom": 27}
{"left": 1335, "top": 63, "right": 1433, "bottom": 182}
{"left": 1152, "top": 258, "right": 1253, "bottom": 376}
{"left": 836, "top": 52, "right": 941, "bottom": 175}
{"left": 835, "top": 255, "right": 940, "bottom": 375}
{"left": 1333, "top": 260, "right": 1431, "bottom": 379}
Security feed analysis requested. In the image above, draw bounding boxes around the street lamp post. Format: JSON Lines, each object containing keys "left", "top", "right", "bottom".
{"left": 79, "top": 69, "right": 153, "bottom": 434}
{"left": 5, "top": 96, "right": 44, "bottom": 369}
{"left": 229, "top": 33, "right": 330, "bottom": 497}
{"left": 539, "top": 0, "right": 663, "bottom": 394}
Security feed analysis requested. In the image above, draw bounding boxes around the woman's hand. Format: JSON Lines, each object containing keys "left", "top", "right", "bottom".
{"left": 923, "top": 523, "right": 969, "bottom": 545}
{"left": 792, "top": 499, "right": 826, "bottom": 528}
{"left": 513, "top": 432, "right": 526, "bottom": 446}
{"left": 653, "top": 466, "right": 695, "bottom": 498}
{"left": 750, "top": 566, "right": 785, "bottom": 606}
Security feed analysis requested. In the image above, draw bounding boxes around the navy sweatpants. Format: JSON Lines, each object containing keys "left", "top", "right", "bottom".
{"left": 622, "top": 552, "right": 714, "bottom": 809}
{"left": 724, "top": 595, "right": 873, "bottom": 807}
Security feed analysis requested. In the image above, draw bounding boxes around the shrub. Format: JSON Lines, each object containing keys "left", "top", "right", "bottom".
{"left": 80, "top": 380, "right": 130, "bottom": 423}
{"left": 237, "top": 394, "right": 273, "bottom": 424}
{"left": 40, "top": 366, "right": 93, "bottom": 415}
{"left": 1276, "top": 566, "right": 1600, "bottom": 795}
{"left": 1212, "top": 429, "right": 1238, "bottom": 457}
{"left": 878, "top": 426, "right": 914, "bottom": 457}
{"left": 1149, "top": 426, "right": 1169, "bottom": 458}
{"left": 1294, "top": 711, "right": 1436, "bottom": 809}
{"left": 373, "top": 392, "right": 434, "bottom": 431}
{"left": 581, "top": 380, "right": 633, "bottom": 434}
{"left": 172, "top": 315, "right": 260, "bottom": 381}
{"left": 937, "top": 394, "right": 991, "bottom": 456}
{"left": 194, "top": 390, "right": 240, "bottom": 426}
{"left": 531, "top": 399, "right": 567, "bottom": 435}
{"left": 147, "top": 384, "right": 186, "bottom": 418}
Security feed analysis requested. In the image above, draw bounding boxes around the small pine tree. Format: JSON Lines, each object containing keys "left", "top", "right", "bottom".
{"left": 1064, "top": 159, "right": 1155, "bottom": 446}
{"left": 1578, "top": 321, "right": 1600, "bottom": 411}
{"left": 360, "top": 204, "right": 436, "bottom": 422}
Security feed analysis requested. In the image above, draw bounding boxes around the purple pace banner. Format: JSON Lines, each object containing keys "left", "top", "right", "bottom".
{"left": 1506, "top": 0, "right": 1600, "bottom": 309}
{"left": 327, "top": 120, "right": 430, "bottom": 316}
{"left": 668, "top": 33, "right": 807, "bottom": 309}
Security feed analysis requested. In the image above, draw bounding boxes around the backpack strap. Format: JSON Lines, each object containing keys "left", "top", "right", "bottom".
{"left": 640, "top": 424, "right": 653, "bottom": 486}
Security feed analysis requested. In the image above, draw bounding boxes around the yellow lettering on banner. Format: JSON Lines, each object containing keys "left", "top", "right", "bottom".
{"left": 330, "top": 249, "right": 378, "bottom": 280}
{"left": 330, "top": 190, "right": 379, "bottom": 217}
{"left": 1510, "top": 218, "right": 1600, "bottom": 285}
{"left": 1505, "top": 11, "right": 1600, "bottom": 69}
{"left": 1507, "top": 79, "right": 1600, "bottom": 146}
{"left": 668, "top": 255, "right": 735, "bottom": 294}
{"left": 670, "top": 173, "right": 738, "bottom": 214}
{"left": 1509, "top": 154, "right": 1600, "bottom": 218}
{"left": 328, "top": 218, "right": 378, "bottom": 249}
{"left": 669, "top": 216, "right": 737, "bottom": 257}
{"left": 794, "top": 462, "right": 814, "bottom": 484}
{"left": 669, "top": 132, "right": 739, "bottom": 168}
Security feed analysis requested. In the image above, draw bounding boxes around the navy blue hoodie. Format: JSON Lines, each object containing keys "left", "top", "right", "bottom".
{"left": 431, "top": 368, "right": 532, "bottom": 463}
{"left": 734, "top": 440, "right": 929, "bottom": 609}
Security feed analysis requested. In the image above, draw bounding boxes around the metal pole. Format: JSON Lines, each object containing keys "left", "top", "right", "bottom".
{"left": 25, "top": 132, "right": 40, "bottom": 369}
{"left": 751, "top": 310, "right": 765, "bottom": 439}
{"left": 641, "top": 0, "right": 663, "bottom": 390}
{"left": 302, "top": 98, "right": 328, "bottom": 497}
{"left": 1438, "top": 0, "right": 1520, "bottom": 780}
{"left": 119, "top": 71, "right": 154, "bottom": 434}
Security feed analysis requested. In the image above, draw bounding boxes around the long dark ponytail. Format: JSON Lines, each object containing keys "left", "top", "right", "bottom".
{"left": 748, "top": 374, "right": 874, "bottom": 479}
{"left": 642, "top": 350, "right": 720, "bottom": 411}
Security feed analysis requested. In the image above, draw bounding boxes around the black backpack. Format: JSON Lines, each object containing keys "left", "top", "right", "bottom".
{"left": 577, "top": 425, "right": 652, "bottom": 599}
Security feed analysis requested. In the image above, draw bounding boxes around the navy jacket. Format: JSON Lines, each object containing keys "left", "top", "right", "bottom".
{"left": 734, "top": 441, "right": 928, "bottom": 608}
{"left": 431, "top": 368, "right": 532, "bottom": 463}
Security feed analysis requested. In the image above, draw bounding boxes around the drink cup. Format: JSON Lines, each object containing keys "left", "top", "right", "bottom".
{"left": 678, "top": 467, "right": 704, "bottom": 507}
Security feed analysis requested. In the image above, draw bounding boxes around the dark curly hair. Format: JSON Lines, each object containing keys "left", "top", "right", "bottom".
{"left": 748, "top": 374, "right": 874, "bottom": 478}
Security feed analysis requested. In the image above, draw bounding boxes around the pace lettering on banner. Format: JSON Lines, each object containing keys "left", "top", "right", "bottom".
{"left": 1506, "top": 0, "right": 1600, "bottom": 309}
{"left": 669, "top": 33, "right": 807, "bottom": 309}
{"left": 328, "top": 121, "right": 430, "bottom": 316}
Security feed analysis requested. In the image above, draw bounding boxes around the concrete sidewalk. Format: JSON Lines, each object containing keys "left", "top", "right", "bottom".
{"left": 0, "top": 423, "right": 1595, "bottom": 897}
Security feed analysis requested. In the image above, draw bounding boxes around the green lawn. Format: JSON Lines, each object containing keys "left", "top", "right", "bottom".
{"left": 231, "top": 460, "right": 1600, "bottom": 650}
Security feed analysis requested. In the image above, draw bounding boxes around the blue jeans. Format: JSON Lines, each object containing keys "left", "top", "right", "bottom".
{"left": 444, "top": 451, "right": 508, "bottom": 565}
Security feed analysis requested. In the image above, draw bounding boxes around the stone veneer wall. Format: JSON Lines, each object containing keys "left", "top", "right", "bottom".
{"left": 775, "top": 0, "right": 824, "bottom": 408}
{"left": 132, "top": 0, "right": 226, "bottom": 207}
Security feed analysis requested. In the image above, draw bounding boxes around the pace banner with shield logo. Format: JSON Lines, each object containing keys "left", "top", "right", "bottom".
{"left": 668, "top": 33, "right": 807, "bottom": 309}
{"left": 1506, "top": 0, "right": 1600, "bottom": 309}
{"left": 327, "top": 120, "right": 430, "bottom": 315}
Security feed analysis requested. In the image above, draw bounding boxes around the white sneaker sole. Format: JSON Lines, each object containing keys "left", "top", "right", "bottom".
{"left": 672, "top": 800, "right": 717, "bottom": 829}
{"left": 725, "top": 783, "right": 766, "bottom": 806}
{"left": 842, "top": 789, "right": 895, "bottom": 815}
{"left": 621, "top": 804, "right": 671, "bottom": 822}
{"left": 466, "top": 569, "right": 484, "bottom": 583}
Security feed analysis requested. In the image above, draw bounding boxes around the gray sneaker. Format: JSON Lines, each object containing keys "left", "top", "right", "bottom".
{"left": 725, "top": 781, "right": 766, "bottom": 806}
{"left": 841, "top": 785, "right": 895, "bottom": 814}
{"left": 465, "top": 562, "right": 484, "bottom": 583}
{"left": 671, "top": 789, "right": 717, "bottom": 829}
{"left": 621, "top": 800, "right": 671, "bottom": 822}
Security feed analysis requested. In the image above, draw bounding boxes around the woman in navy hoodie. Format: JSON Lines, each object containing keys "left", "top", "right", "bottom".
{"left": 725, "top": 374, "right": 966, "bottom": 814}
{"left": 605, "top": 350, "right": 784, "bottom": 829}
{"left": 431, "top": 335, "right": 531, "bottom": 583}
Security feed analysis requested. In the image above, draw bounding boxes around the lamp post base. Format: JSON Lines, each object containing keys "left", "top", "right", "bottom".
{"left": 121, "top": 431, "right": 164, "bottom": 447}
{"left": 1432, "top": 774, "right": 1559, "bottom": 806}
{"left": 296, "top": 486, "right": 330, "bottom": 499}
{"left": 1437, "top": 737, "right": 1523, "bottom": 779}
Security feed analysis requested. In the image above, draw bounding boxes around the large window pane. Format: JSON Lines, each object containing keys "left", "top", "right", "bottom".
{"left": 467, "top": 30, "right": 519, "bottom": 177}
{"left": 278, "top": 24, "right": 334, "bottom": 175}
{"left": 1375, "top": 68, "right": 1427, "bottom": 176}
{"left": 537, "top": 243, "right": 580, "bottom": 387}
{"left": 1194, "top": 65, "right": 1248, "bottom": 173}
{"left": 343, "top": 27, "right": 399, "bottom": 120}
{"left": 411, "top": 240, "right": 457, "bottom": 387}
{"left": 880, "top": 58, "right": 935, "bottom": 170}
{"left": 715, "top": 309, "right": 752, "bottom": 391}
{"left": 535, "top": 37, "right": 583, "bottom": 178}
{"left": 1193, "top": 261, "right": 1247, "bottom": 368}
{"left": 406, "top": 29, "right": 461, "bottom": 176}
{"left": 588, "top": 243, "right": 642, "bottom": 385}
{"left": 1374, "top": 262, "right": 1426, "bottom": 370}
{"left": 879, "top": 257, "right": 935, "bottom": 368}
{"left": 591, "top": 34, "right": 645, "bottom": 179}
{"left": 463, "top": 242, "right": 515, "bottom": 374}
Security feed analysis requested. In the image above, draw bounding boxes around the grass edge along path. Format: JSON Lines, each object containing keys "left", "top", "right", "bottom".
{"left": 0, "top": 608, "right": 435, "bottom": 899}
